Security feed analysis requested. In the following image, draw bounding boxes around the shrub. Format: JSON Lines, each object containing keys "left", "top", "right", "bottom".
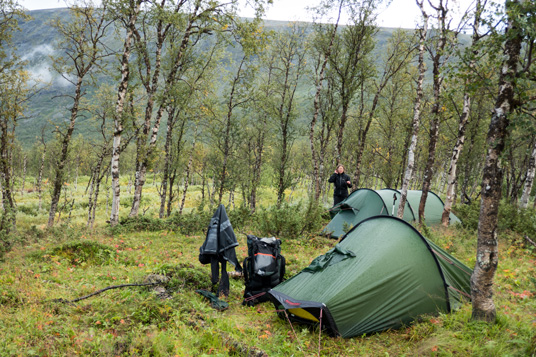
{"left": 254, "top": 200, "right": 327, "bottom": 238}
{"left": 112, "top": 216, "right": 167, "bottom": 234}
{"left": 108, "top": 201, "right": 327, "bottom": 239}
{"left": 155, "top": 263, "right": 212, "bottom": 292}
{"left": 452, "top": 200, "right": 536, "bottom": 250}
{"left": 0, "top": 230, "right": 13, "bottom": 261}
{"left": 17, "top": 204, "right": 39, "bottom": 216}
{"left": 167, "top": 210, "right": 213, "bottom": 235}
{"left": 498, "top": 203, "right": 536, "bottom": 238}
{"left": 226, "top": 205, "right": 253, "bottom": 231}
{"left": 453, "top": 201, "right": 480, "bottom": 231}
{"left": 45, "top": 224, "right": 85, "bottom": 242}
{"left": 32, "top": 240, "right": 117, "bottom": 267}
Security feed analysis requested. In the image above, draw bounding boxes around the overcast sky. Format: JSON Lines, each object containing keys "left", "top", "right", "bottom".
{"left": 18, "top": 0, "right": 477, "bottom": 29}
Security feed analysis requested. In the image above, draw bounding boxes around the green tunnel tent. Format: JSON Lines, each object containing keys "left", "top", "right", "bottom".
{"left": 404, "top": 189, "right": 462, "bottom": 225}
{"left": 323, "top": 188, "right": 461, "bottom": 238}
{"left": 269, "top": 216, "right": 472, "bottom": 338}
{"left": 324, "top": 189, "right": 391, "bottom": 238}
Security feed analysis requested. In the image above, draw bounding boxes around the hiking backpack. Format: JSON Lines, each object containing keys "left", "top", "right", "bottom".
{"left": 242, "top": 235, "right": 285, "bottom": 306}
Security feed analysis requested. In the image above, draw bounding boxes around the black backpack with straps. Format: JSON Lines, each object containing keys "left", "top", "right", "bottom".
{"left": 242, "top": 235, "right": 285, "bottom": 306}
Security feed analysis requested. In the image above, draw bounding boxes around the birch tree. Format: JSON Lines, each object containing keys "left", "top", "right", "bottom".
{"left": 0, "top": 0, "right": 28, "bottom": 249}
{"left": 270, "top": 24, "right": 308, "bottom": 206}
{"left": 471, "top": 0, "right": 535, "bottom": 322}
{"left": 519, "top": 137, "right": 536, "bottom": 208}
{"left": 240, "top": 38, "right": 274, "bottom": 212}
{"left": 87, "top": 85, "right": 133, "bottom": 228}
{"left": 109, "top": 0, "right": 142, "bottom": 226}
{"left": 397, "top": 0, "right": 429, "bottom": 219}
{"left": 309, "top": 0, "right": 343, "bottom": 200}
{"left": 328, "top": 0, "right": 377, "bottom": 164}
{"left": 215, "top": 54, "right": 253, "bottom": 205}
{"left": 441, "top": 0, "right": 484, "bottom": 225}
{"left": 48, "top": 2, "right": 114, "bottom": 227}
{"left": 128, "top": 0, "right": 237, "bottom": 217}
{"left": 351, "top": 29, "right": 414, "bottom": 186}
{"left": 158, "top": 34, "right": 221, "bottom": 217}
{"left": 37, "top": 125, "right": 47, "bottom": 211}
{"left": 417, "top": 0, "right": 452, "bottom": 224}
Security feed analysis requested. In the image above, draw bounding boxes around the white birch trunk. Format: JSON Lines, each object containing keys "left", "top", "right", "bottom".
{"left": 110, "top": 1, "right": 140, "bottom": 226}
{"left": 442, "top": 0, "right": 483, "bottom": 225}
{"left": 397, "top": 1, "right": 428, "bottom": 218}
{"left": 519, "top": 140, "right": 536, "bottom": 208}
{"left": 180, "top": 124, "right": 198, "bottom": 215}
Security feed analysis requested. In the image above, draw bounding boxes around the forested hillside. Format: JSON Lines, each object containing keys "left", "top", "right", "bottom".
{"left": 14, "top": 8, "right": 410, "bottom": 145}
{"left": 0, "top": 0, "right": 535, "bottom": 355}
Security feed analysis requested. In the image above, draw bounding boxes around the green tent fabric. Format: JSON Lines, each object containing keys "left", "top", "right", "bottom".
{"left": 323, "top": 188, "right": 461, "bottom": 238}
{"left": 404, "top": 190, "right": 462, "bottom": 225}
{"left": 324, "top": 189, "right": 389, "bottom": 238}
{"left": 375, "top": 188, "right": 415, "bottom": 222}
{"left": 424, "top": 239, "right": 472, "bottom": 309}
{"left": 270, "top": 216, "right": 472, "bottom": 338}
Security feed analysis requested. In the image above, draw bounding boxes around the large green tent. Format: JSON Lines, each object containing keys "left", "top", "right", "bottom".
{"left": 270, "top": 216, "right": 472, "bottom": 338}
{"left": 323, "top": 188, "right": 461, "bottom": 238}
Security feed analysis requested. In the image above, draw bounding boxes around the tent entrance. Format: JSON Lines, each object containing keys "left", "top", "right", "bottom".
{"left": 270, "top": 290, "right": 340, "bottom": 336}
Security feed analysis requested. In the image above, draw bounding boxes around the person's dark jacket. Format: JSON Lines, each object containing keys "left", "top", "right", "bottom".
{"left": 328, "top": 172, "right": 352, "bottom": 198}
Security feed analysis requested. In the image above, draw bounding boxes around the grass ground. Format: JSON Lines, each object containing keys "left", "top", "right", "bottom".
{"left": 1, "top": 177, "right": 535, "bottom": 356}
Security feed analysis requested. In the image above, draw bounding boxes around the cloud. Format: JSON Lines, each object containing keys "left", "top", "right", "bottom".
{"left": 55, "top": 73, "right": 74, "bottom": 88}
{"left": 27, "top": 65, "right": 53, "bottom": 87}
{"left": 27, "top": 66, "right": 74, "bottom": 89}
{"left": 21, "top": 44, "right": 55, "bottom": 62}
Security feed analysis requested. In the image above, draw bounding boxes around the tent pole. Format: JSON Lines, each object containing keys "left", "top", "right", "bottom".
{"left": 283, "top": 310, "right": 301, "bottom": 348}
{"left": 318, "top": 308, "right": 323, "bottom": 357}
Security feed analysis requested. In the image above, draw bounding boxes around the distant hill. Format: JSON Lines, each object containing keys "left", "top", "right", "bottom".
{"left": 13, "top": 8, "right": 466, "bottom": 148}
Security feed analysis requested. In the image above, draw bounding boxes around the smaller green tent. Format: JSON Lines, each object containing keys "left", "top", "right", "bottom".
{"left": 404, "top": 190, "right": 462, "bottom": 225}
{"left": 324, "top": 189, "right": 392, "bottom": 238}
{"left": 270, "top": 216, "right": 472, "bottom": 338}
{"left": 323, "top": 188, "right": 461, "bottom": 238}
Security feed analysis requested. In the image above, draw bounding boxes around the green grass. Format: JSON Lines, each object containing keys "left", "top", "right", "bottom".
{"left": 1, "top": 177, "right": 535, "bottom": 355}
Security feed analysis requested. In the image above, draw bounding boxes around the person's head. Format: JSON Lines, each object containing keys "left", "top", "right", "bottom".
{"left": 336, "top": 164, "right": 345, "bottom": 174}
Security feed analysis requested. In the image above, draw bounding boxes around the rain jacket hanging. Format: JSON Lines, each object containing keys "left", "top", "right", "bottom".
{"left": 199, "top": 204, "right": 241, "bottom": 297}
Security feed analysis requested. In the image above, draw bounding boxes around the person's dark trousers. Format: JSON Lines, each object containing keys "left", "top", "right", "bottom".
{"left": 333, "top": 195, "right": 347, "bottom": 206}
{"left": 210, "top": 256, "right": 229, "bottom": 297}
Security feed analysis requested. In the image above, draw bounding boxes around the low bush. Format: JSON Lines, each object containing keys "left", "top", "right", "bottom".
{"left": 112, "top": 216, "right": 167, "bottom": 234}
{"left": 0, "top": 230, "right": 13, "bottom": 261}
{"left": 17, "top": 204, "right": 39, "bottom": 216}
{"left": 30, "top": 240, "right": 117, "bottom": 267}
{"left": 111, "top": 201, "right": 328, "bottom": 239}
{"left": 452, "top": 201, "right": 480, "bottom": 231}
{"left": 498, "top": 204, "right": 536, "bottom": 238}
{"left": 255, "top": 200, "right": 327, "bottom": 238}
{"left": 454, "top": 200, "right": 536, "bottom": 240}
{"left": 154, "top": 263, "right": 212, "bottom": 292}
{"left": 167, "top": 209, "right": 213, "bottom": 235}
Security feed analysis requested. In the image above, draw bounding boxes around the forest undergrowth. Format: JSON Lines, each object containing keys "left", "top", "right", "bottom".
{"left": 0, "top": 179, "right": 535, "bottom": 356}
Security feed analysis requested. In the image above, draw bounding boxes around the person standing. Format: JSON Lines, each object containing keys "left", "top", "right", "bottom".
{"left": 328, "top": 164, "right": 352, "bottom": 206}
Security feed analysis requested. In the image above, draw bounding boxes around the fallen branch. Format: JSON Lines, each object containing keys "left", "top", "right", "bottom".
{"left": 524, "top": 235, "right": 536, "bottom": 248}
{"left": 53, "top": 282, "right": 158, "bottom": 304}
